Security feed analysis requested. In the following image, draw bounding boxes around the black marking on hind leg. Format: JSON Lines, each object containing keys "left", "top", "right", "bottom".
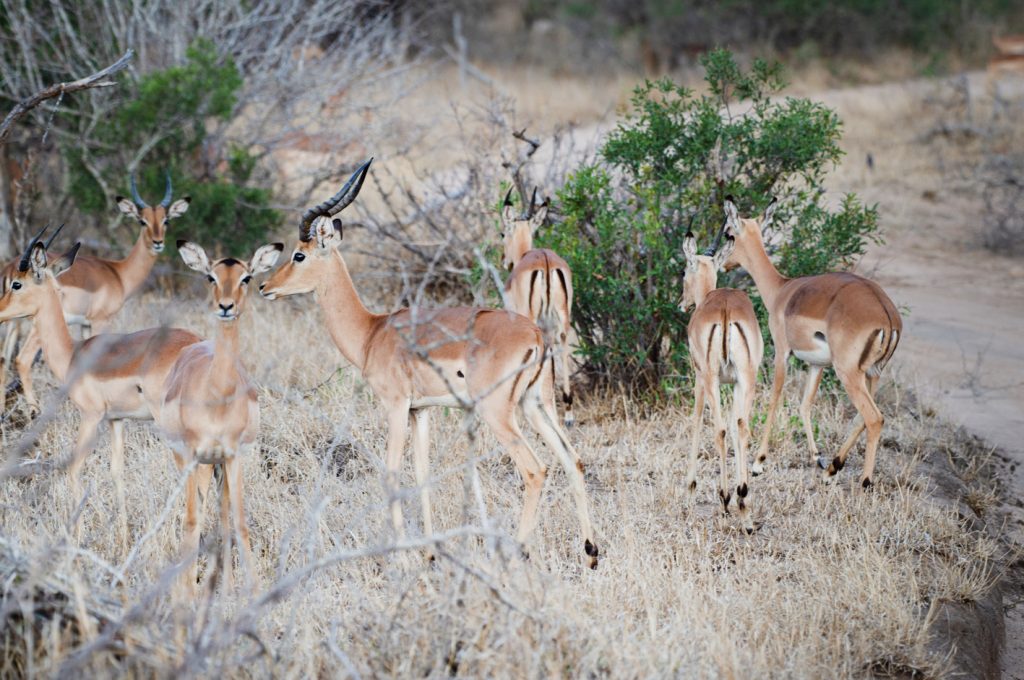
{"left": 828, "top": 456, "right": 844, "bottom": 476}
{"left": 689, "top": 479, "right": 697, "bottom": 492}
{"left": 563, "top": 391, "right": 573, "bottom": 406}
{"left": 736, "top": 483, "right": 748, "bottom": 510}
{"left": 584, "top": 539, "right": 599, "bottom": 558}
{"left": 862, "top": 477, "right": 873, "bottom": 490}
{"left": 719, "top": 489, "right": 731, "bottom": 514}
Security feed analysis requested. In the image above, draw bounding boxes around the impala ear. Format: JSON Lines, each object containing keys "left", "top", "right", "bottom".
{"left": 714, "top": 235, "right": 735, "bottom": 270}
{"left": 177, "top": 240, "right": 211, "bottom": 274}
{"left": 250, "top": 243, "right": 283, "bottom": 274}
{"left": 115, "top": 197, "right": 141, "bottom": 220}
{"left": 682, "top": 231, "right": 698, "bottom": 261}
{"left": 50, "top": 242, "right": 81, "bottom": 278}
{"left": 28, "top": 242, "right": 47, "bottom": 281}
{"left": 530, "top": 200, "right": 549, "bottom": 230}
{"left": 313, "top": 216, "right": 341, "bottom": 249}
{"left": 167, "top": 197, "right": 191, "bottom": 219}
{"left": 723, "top": 196, "right": 740, "bottom": 231}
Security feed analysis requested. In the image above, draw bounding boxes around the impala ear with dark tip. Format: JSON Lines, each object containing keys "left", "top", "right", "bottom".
{"left": 332, "top": 218, "right": 343, "bottom": 238}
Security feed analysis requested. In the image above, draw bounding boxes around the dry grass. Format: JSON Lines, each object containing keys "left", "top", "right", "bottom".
{"left": 0, "top": 284, "right": 1003, "bottom": 678}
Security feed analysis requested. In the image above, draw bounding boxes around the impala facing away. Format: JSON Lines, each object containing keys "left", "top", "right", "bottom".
{"left": 155, "top": 240, "right": 282, "bottom": 591}
{"left": 0, "top": 227, "right": 202, "bottom": 551}
{"left": 261, "top": 160, "right": 599, "bottom": 568}
{"left": 7, "top": 172, "right": 189, "bottom": 412}
{"left": 722, "top": 198, "right": 901, "bottom": 488}
{"left": 500, "top": 187, "right": 576, "bottom": 427}
{"left": 681, "top": 231, "right": 763, "bottom": 532}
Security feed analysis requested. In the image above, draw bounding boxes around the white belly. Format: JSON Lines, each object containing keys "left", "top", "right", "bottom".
{"left": 410, "top": 393, "right": 466, "bottom": 409}
{"left": 792, "top": 342, "right": 832, "bottom": 366}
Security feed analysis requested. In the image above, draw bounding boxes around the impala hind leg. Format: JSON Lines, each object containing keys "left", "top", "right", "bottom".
{"left": 705, "top": 373, "right": 731, "bottom": 515}
{"left": 477, "top": 397, "right": 547, "bottom": 555}
{"left": 410, "top": 408, "right": 434, "bottom": 538}
{"left": 522, "top": 374, "right": 598, "bottom": 568}
{"left": 800, "top": 365, "right": 824, "bottom": 465}
{"left": 733, "top": 377, "right": 756, "bottom": 533}
{"left": 753, "top": 344, "right": 789, "bottom": 475}
{"left": 556, "top": 341, "right": 575, "bottom": 428}
{"left": 15, "top": 323, "right": 42, "bottom": 415}
{"left": 825, "top": 371, "right": 883, "bottom": 489}
{"left": 684, "top": 376, "right": 706, "bottom": 499}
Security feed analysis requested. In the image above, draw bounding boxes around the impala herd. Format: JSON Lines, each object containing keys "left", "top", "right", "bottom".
{"left": 0, "top": 158, "right": 901, "bottom": 591}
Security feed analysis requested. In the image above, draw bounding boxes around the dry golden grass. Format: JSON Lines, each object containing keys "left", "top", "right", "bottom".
{"left": 0, "top": 283, "right": 1003, "bottom": 677}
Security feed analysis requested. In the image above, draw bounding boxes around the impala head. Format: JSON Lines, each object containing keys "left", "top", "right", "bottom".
{"left": 261, "top": 158, "right": 372, "bottom": 300}
{"left": 115, "top": 171, "right": 191, "bottom": 254}
{"left": 680, "top": 230, "right": 735, "bottom": 311}
{"left": 721, "top": 196, "right": 777, "bottom": 270}
{"left": 178, "top": 241, "right": 283, "bottom": 322}
{"left": 499, "top": 186, "right": 548, "bottom": 270}
{"left": 0, "top": 226, "right": 80, "bottom": 322}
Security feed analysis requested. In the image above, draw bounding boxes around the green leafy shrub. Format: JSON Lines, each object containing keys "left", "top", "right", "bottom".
{"left": 66, "top": 40, "right": 279, "bottom": 256}
{"left": 540, "top": 48, "right": 879, "bottom": 395}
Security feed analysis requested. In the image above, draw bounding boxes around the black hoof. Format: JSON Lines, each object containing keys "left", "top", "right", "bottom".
{"left": 861, "top": 477, "right": 874, "bottom": 490}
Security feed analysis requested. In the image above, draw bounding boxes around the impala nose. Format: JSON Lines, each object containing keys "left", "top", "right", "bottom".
{"left": 151, "top": 240, "right": 164, "bottom": 252}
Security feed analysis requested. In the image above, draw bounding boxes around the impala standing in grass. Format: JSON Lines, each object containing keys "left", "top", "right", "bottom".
{"left": 722, "top": 197, "right": 901, "bottom": 488}
{"left": 500, "top": 186, "right": 576, "bottom": 427}
{"left": 261, "top": 160, "right": 599, "bottom": 568}
{"left": 680, "top": 231, "right": 763, "bottom": 532}
{"left": 6, "top": 172, "right": 189, "bottom": 413}
{"left": 156, "top": 240, "right": 282, "bottom": 592}
{"left": 0, "top": 227, "right": 202, "bottom": 552}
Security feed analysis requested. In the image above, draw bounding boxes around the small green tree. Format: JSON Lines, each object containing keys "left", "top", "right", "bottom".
{"left": 66, "top": 40, "right": 279, "bottom": 256}
{"left": 542, "top": 48, "right": 879, "bottom": 395}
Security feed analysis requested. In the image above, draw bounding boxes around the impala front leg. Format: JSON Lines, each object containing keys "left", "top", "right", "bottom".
{"left": 384, "top": 403, "right": 411, "bottom": 539}
{"left": 753, "top": 344, "right": 789, "bottom": 476}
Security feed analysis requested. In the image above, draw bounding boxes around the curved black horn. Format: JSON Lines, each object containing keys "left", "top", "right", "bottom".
{"left": 299, "top": 158, "right": 373, "bottom": 238}
{"left": 503, "top": 186, "right": 514, "bottom": 207}
{"left": 129, "top": 173, "right": 147, "bottom": 209}
{"left": 18, "top": 224, "right": 49, "bottom": 272}
{"left": 704, "top": 220, "right": 727, "bottom": 257}
{"left": 160, "top": 170, "right": 173, "bottom": 207}
{"left": 526, "top": 187, "right": 538, "bottom": 218}
{"left": 43, "top": 223, "right": 65, "bottom": 250}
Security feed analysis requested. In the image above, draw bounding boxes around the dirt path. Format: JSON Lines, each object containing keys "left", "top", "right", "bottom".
{"left": 816, "top": 74, "right": 1024, "bottom": 676}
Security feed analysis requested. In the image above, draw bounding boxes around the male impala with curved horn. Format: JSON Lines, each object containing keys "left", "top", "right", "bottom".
{"left": 261, "top": 160, "right": 599, "bottom": 567}
{"left": 681, "top": 231, "right": 763, "bottom": 532}
{"left": 500, "top": 187, "right": 576, "bottom": 427}
{"left": 9, "top": 172, "right": 190, "bottom": 412}
{"left": 156, "top": 239, "right": 282, "bottom": 591}
{"left": 0, "top": 226, "right": 202, "bottom": 551}
{"left": 722, "top": 197, "right": 901, "bottom": 488}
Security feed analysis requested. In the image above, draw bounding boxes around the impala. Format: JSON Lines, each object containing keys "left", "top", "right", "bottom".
{"left": 681, "top": 231, "right": 763, "bottom": 532}
{"left": 0, "top": 227, "right": 202, "bottom": 551}
{"left": 10, "top": 172, "right": 190, "bottom": 412}
{"left": 500, "top": 187, "right": 576, "bottom": 426}
{"left": 722, "top": 198, "right": 901, "bottom": 487}
{"left": 261, "top": 160, "right": 599, "bottom": 567}
{"left": 156, "top": 240, "right": 282, "bottom": 591}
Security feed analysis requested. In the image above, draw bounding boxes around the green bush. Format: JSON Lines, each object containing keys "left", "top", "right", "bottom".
{"left": 66, "top": 40, "right": 280, "bottom": 256}
{"left": 540, "top": 48, "right": 879, "bottom": 395}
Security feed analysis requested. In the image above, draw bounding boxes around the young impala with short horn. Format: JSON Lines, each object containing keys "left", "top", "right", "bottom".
{"left": 156, "top": 240, "right": 282, "bottom": 592}
{"left": 0, "top": 226, "right": 202, "bottom": 552}
{"left": 722, "top": 197, "right": 901, "bottom": 488}
{"left": 680, "top": 231, "right": 763, "bottom": 532}
{"left": 260, "top": 160, "right": 599, "bottom": 567}
{"left": 500, "top": 186, "right": 576, "bottom": 427}
{"left": 8, "top": 172, "right": 190, "bottom": 413}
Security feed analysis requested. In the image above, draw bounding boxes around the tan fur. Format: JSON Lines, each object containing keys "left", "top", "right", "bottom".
{"left": 5, "top": 193, "right": 189, "bottom": 412}
{"left": 723, "top": 200, "right": 902, "bottom": 486}
{"left": 501, "top": 200, "right": 576, "bottom": 426}
{"left": 681, "top": 235, "right": 763, "bottom": 532}
{"left": 261, "top": 215, "right": 598, "bottom": 567}
{"left": 0, "top": 242, "right": 201, "bottom": 554}
{"left": 155, "top": 242, "right": 281, "bottom": 593}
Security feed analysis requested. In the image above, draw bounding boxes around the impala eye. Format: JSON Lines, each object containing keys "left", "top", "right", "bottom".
{"left": 293, "top": 252, "right": 305, "bottom": 262}
{"left": 241, "top": 275, "right": 252, "bottom": 285}
{"left": 207, "top": 275, "right": 215, "bottom": 283}
{"left": 11, "top": 281, "right": 22, "bottom": 290}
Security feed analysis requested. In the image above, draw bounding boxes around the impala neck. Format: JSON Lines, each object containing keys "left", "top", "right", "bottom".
{"left": 316, "top": 250, "right": 377, "bottom": 372}
{"left": 692, "top": 271, "right": 715, "bottom": 308}
{"left": 509, "top": 233, "right": 533, "bottom": 267}
{"left": 739, "top": 236, "right": 787, "bottom": 309}
{"left": 110, "top": 229, "right": 157, "bottom": 298}
{"left": 210, "top": 320, "right": 242, "bottom": 395}
{"left": 34, "top": 283, "right": 74, "bottom": 383}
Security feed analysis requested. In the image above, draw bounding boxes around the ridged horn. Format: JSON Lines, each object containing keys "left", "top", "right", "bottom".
{"left": 43, "top": 223, "right": 65, "bottom": 250}
{"left": 160, "top": 170, "right": 173, "bottom": 207}
{"left": 503, "top": 186, "right": 514, "bottom": 208}
{"left": 18, "top": 224, "right": 49, "bottom": 272}
{"left": 299, "top": 158, "right": 373, "bottom": 240}
{"left": 130, "top": 173, "right": 147, "bottom": 209}
{"left": 526, "top": 187, "right": 538, "bottom": 218}
{"left": 704, "top": 220, "right": 727, "bottom": 257}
